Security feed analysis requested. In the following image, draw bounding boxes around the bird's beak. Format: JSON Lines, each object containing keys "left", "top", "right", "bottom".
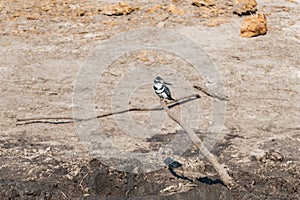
{"left": 164, "top": 81, "right": 172, "bottom": 85}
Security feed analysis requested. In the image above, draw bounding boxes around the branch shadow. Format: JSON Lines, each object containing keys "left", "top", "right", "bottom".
{"left": 165, "top": 157, "right": 225, "bottom": 186}
{"left": 168, "top": 167, "right": 224, "bottom": 186}
{"left": 167, "top": 94, "right": 200, "bottom": 109}
{"left": 168, "top": 167, "right": 193, "bottom": 182}
{"left": 196, "top": 177, "right": 224, "bottom": 186}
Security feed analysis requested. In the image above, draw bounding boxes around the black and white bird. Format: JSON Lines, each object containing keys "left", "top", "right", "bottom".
{"left": 153, "top": 76, "right": 175, "bottom": 101}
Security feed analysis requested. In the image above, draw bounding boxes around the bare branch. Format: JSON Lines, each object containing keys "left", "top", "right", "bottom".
{"left": 159, "top": 100, "right": 235, "bottom": 188}
{"left": 16, "top": 94, "right": 200, "bottom": 125}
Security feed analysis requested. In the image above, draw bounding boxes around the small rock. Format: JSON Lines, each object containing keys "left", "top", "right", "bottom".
{"left": 26, "top": 13, "right": 40, "bottom": 20}
{"left": 240, "top": 14, "right": 267, "bottom": 38}
{"left": 167, "top": 4, "right": 185, "bottom": 15}
{"left": 100, "top": 2, "right": 138, "bottom": 16}
{"left": 192, "top": 0, "right": 216, "bottom": 7}
{"left": 146, "top": 5, "right": 163, "bottom": 13}
{"left": 258, "top": 149, "right": 284, "bottom": 163}
{"left": 266, "top": 149, "right": 284, "bottom": 162}
{"left": 156, "top": 21, "right": 165, "bottom": 28}
{"left": 233, "top": 0, "right": 257, "bottom": 16}
{"left": 83, "top": 32, "right": 105, "bottom": 39}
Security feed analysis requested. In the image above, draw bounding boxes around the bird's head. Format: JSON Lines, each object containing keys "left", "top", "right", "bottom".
{"left": 154, "top": 76, "right": 172, "bottom": 85}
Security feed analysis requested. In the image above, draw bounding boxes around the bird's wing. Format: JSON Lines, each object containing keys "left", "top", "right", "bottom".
{"left": 164, "top": 86, "right": 174, "bottom": 100}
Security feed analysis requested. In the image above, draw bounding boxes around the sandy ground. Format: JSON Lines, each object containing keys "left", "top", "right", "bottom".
{"left": 0, "top": 0, "right": 299, "bottom": 199}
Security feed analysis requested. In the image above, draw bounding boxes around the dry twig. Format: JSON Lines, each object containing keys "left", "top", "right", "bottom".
{"left": 193, "top": 85, "right": 228, "bottom": 101}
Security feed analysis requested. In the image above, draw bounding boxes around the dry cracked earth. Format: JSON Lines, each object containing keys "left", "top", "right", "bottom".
{"left": 0, "top": 0, "right": 299, "bottom": 199}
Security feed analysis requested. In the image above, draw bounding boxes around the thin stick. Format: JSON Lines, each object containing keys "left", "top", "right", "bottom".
{"left": 160, "top": 100, "right": 234, "bottom": 188}
{"left": 16, "top": 94, "right": 200, "bottom": 124}
{"left": 193, "top": 85, "right": 228, "bottom": 101}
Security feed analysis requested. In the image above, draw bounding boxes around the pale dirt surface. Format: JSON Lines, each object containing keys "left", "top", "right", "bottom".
{"left": 0, "top": 0, "right": 300, "bottom": 199}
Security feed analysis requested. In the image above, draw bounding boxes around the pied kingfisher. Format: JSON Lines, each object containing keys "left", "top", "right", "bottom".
{"left": 153, "top": 76, "right": 175, "bottom": 101}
